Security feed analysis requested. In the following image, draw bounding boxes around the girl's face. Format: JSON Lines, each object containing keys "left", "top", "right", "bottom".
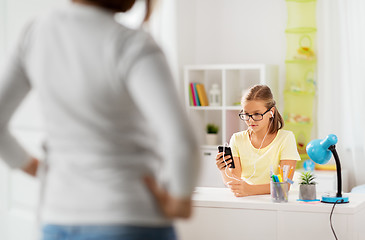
{"left": 242, "top": 100, "right": 272, "bottom": 134}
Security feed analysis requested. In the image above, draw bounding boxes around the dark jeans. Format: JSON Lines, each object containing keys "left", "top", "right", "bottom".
{"left": 42, "top": 224, "right": 177, "bottom": 240}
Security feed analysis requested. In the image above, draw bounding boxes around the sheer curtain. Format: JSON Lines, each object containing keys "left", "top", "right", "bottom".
{"left": 317, "top": 0, "right": 365, "bottom": 189}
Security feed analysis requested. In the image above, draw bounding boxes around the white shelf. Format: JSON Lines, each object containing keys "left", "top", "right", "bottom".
{"left": 201, "top": 145, "right": 219, "bottom": 150}
{"left": 188, "top": 106, "right": 223, "bottom": 110}
{"left": 185, "top": 64, "right": 278, "bottom": 146}
{"left": 185, "top": 64, "right": 271, "bottom": 71}
{"left": 225, "top": 106, "right": 242, "bottom": 110}
{"left": 188, "top": 106, "right": 242, "bottom": 111}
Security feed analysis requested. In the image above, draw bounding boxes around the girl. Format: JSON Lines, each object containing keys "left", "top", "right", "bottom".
{"left": 216, "top": 85, "right": 300, "bottom": 197}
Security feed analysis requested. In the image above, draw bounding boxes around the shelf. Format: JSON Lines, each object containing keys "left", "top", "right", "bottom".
{"left": 189, "top": 106, "right": 223, "bottom": 110}
{"left": 225, "top": 106, "right": 242, "bottom": 110}
{"left": 188, "top": 106, "right": 241, "bottom": 111}
{"left": 284, "top": 0, "right": 317, "bottom": 170}
{"left": 201, "top": 145, "right": 219, "bottom": 150}
{"left": 185, "top": 64, "right": 278, "bottom": 146}
{"left": 185, "top": 64, "right": 270, "bottom": 71}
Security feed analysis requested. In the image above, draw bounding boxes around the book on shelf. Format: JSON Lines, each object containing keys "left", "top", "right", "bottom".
{"left": 189, "top": 85, "right": 194, "bottom": 106}
{"left": 193, "top": 83, "right": 201, "bottom": 106}
{"left": 196, "top": 84, "right": 209, "bottom": 106}
{"left": 189, "top": 82, "right": 209, "bottom": 106}
{"left": 189, "top": 82, "right": 198, "bottom": 106}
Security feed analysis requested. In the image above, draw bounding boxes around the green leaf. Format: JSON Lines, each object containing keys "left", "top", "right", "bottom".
{"left": 299, "top": 171, "right": 316, "bottom": 185}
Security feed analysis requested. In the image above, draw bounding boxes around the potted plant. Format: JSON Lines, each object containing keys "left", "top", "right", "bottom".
{"left": 299, "top": 171, "right": 317, "bottom": 200}
{"left": 206, "top": 123, "right": 219, "bottom": 145}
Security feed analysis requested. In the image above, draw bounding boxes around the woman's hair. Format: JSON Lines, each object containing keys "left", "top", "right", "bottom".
{"left": 242, "top": 85, "right": 284, "bottom": 134}
{"left": 88, "top": 0, "right": 152, "bottom": 22}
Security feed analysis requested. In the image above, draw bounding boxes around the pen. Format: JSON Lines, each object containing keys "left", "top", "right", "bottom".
{"left": 283, "top": 165, "right": 289, "bottom": 181}
{"left": 288, "top": 166, "right": 294, "bottom": 179}
{"left": 279, "top": 165, "right": 283, "bottom": 178}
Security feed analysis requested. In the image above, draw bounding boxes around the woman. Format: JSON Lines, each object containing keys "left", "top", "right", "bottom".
{"left": 0, "top": 0, "right": 199, "bottom": 239}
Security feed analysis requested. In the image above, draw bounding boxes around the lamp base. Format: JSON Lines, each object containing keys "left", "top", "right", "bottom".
{"left": 321, "top": 195, "right": 349, "bottom": 204}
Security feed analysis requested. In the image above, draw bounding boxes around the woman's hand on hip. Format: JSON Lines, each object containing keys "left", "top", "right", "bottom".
{"left": 144, "top": 176, "right": 192, "bottom": 219}
{"left": 21, "top": 157, "right": 39, "bottom": 177}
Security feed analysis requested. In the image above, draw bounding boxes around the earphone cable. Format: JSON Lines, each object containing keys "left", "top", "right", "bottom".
{"left": 223, "top": 117, "right": 273, "bottom": 183}
{"left": 222, "top": 145, "right": 241, "bottom": 182}
{"left": 242, "top": 118, "right": 273, "bottom": 182}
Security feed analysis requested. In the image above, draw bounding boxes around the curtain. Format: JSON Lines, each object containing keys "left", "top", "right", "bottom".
{"left": 317, "top": 0, "right": 365, "bottom": 189}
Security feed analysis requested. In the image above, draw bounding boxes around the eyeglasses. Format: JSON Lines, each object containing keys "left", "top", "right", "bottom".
{"left": 238, "top": 109, "right": 271, "bottom": 121}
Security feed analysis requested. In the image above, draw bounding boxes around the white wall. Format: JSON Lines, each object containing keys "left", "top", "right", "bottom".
{"left": 0, "top": 0, "right": 5, "bottom": 64}
{"left": 176, "top": 0, "right": 287, "bottom": 107}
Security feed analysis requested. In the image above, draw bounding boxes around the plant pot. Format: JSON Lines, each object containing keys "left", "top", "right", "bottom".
{"left": 206, "top": 133, "right": 218, "bottom": 145}
{"left": 299, "top": 184, "right": 317, "bottom": 200}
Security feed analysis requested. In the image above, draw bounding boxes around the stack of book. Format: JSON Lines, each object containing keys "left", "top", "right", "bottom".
{"left": 189, "top": 83, "right": 209, "bottom": 106}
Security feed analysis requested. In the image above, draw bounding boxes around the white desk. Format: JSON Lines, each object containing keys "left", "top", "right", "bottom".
{"left": 176, "top": 187, "right": 365, "bottom": 240}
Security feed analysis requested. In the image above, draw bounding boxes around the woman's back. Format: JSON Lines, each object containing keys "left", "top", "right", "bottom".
{"left": 12, "top": 2, "right": 198, "bottom": 226}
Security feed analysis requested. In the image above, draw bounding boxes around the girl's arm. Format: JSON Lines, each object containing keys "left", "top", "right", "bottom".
{"left": 222, "top": 156, "right": 242, "bottom": 185}
{"left": 216, "top": 155, "right": 242, "bottom": 185}
{"left": 228, "top": 159, "right": 297, "bottom": 197}
{"left": 228, "top": 181, "right": 270, "bottom": 197}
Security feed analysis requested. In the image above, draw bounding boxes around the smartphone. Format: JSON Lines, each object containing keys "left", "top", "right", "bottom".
{"left": 218, "top": 146, "right": 235, "bottom": 168}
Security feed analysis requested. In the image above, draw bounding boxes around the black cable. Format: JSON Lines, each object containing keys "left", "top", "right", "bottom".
{"left": 330, "top": 200, "right": 341, "bottom": 240}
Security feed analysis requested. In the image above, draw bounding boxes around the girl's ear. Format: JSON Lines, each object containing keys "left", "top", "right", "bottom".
{"left": 270, "top": 106, "right": 275, "bottom": 118}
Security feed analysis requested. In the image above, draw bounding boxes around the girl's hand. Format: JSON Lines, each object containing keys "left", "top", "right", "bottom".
{"left": 215, "top": 152, "right": 233, "bottom": 170}
{"left": 144, "top": 176, "right": 192, "bottom": 219}
{"left": 22, "top": 157, "right": 39, "bottom": 177}
{"left": 227, "top": 179, "right": 251, "bottom": 197}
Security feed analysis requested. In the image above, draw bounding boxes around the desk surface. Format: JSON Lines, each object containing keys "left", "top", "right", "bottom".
{"left": 192, "top": 187, "right": 365, "bottom": 214}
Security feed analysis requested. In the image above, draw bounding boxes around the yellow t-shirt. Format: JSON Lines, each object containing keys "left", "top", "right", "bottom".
{"left": 230, "top": 129, "right": 301, "bottom": 185}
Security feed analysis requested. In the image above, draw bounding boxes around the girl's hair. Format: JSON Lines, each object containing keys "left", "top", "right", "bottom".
{"left": 242, "top": 85, "right": 284, "bottom": 134}
{"left": 88, "top": 0, "right": 152, "bottom": 22}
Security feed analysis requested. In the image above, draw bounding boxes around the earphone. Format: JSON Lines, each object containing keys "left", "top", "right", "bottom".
{"left": 223, "top": 117, "right": 274, "bottom": 183}
{"left": 223, "top": 108, "right": 275, "bottom": 183}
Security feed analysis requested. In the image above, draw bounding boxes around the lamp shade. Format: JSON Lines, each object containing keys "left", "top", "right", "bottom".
{"left": 306, "top": 134, "right": 338, "bottom": 165}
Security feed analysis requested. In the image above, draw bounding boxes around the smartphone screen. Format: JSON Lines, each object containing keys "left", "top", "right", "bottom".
{"left": 218, "top": 146, "right": 235, "bottom": 168}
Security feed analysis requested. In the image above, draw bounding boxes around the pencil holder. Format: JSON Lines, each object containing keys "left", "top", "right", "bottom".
{"left": 270, "top": 181, "right": 289, "bottom": 203}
